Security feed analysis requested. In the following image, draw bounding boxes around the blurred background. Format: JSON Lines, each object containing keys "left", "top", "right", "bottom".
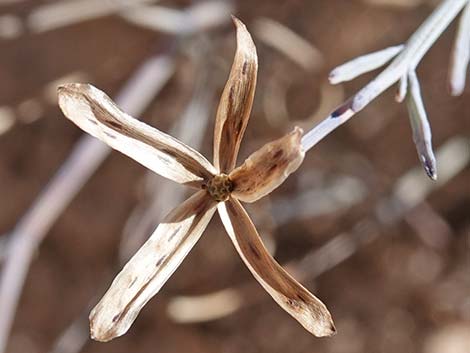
{"left": 0, "top": 0, "right": 469, "bottom": 352}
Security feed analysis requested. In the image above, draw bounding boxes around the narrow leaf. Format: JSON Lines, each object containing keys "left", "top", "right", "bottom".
{"left": 449, "top": 2, "right": 470, "bottom": 96}
{"left": 58, "top": 83, "right": 216, "bottom": 186}
{"left": 395, "top": 74, "right": 408, "bottom": 103}
{"left": 213, "top": 16, "right": 258, "bottom": 173}
{"left": 230, "top": 127, "right": 305, "bottom": 203}
{"left": 329, "top": 45, "right": 404, "bottom": 84}
{"left": 90, "top": 190, "right": 216, "bottom": 342}
{"left": 406, "top": 71, "right": 437, "bottom": 180}
{"left": 218, "top": 198, "right": 336, "bottom": 337}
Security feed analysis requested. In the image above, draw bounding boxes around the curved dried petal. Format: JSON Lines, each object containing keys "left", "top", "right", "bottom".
{"left": 58, "top": 83, "right": 216, "bottom": 187}
{"left": 230, "top": 127, "right": 305, "bottom": 203}
{"left": 218, "top": 198, "right": 336, "bottom": 337}
{"left": 213, "top": 16, "right": 258, "bottom": 173}
{"left": 90, "top": 190, "right": 216, "bottom": 342}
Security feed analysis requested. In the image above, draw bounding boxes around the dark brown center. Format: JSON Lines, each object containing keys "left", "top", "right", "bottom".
{"left": 205, "top": 174, "right": 234, "bottom": 202}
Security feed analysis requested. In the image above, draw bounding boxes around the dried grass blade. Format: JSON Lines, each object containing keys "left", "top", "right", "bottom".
{"left": 218, "top": 198, "right": 335, "bottom": 337}
{"left": 90, "top": 190, "right": 216, "bottom": 342}
{"left": 406, "top": 71, "right": 437, "bottom": 180}
{"left": 213, "top": 17, "right": 258, "bottom": 173}
{"left": 230, "top": 127, "right": 305, "bottom": 203}
{"left": 329, "top": 45, "right": 404, "bottom": 84}
{"left": 58, "top": 83, "right": 215, "bottom": 186}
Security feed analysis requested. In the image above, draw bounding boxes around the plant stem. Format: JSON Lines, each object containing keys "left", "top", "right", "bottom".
{"left": 301, "top": 0, "right": 469, "bottom": 152}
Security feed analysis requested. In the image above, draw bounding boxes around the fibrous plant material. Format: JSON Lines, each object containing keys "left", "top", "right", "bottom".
{"left": 58, "top": 18, "right": 335, "bottom": 342}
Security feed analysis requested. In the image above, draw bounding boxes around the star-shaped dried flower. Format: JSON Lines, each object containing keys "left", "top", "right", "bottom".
{"left": 57, "top": 17, "right": 335, "bottom": 342}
